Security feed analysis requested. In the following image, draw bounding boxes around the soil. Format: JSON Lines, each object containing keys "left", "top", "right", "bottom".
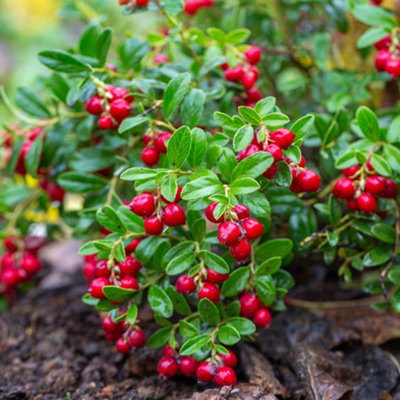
{"left": 0, "top": 242, "right": 399, "bottom": 400}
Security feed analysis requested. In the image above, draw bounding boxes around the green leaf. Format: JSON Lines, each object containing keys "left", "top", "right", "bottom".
{"left": 357, "top": 28, "right": 389, "bottom": 48}
{"left": 384, "top": 144, "right": 400, "bottom": 173}
{"left": 226, "top": 28, "right": 251, "bottom": 44}
{"left": 25, "top": 134, "right": 43, "bottom": 177}
{"left": 232, "top": 152, "right": 273, "bottom": 180}
{"left": 179, "top": 320, "right": 199, "bottom": 338}
{"left": 255, "top": 239, "right": 292, "bottom": 263}
{"left": 164, "top": 73, "right": 191, "bottom": 118}
{"left": 148, "top": 285, "right": 173, "bottom": 318}
{"left": 38, "top": 50, "right": 90, "bottom": 73}
{"left": 356, "top": 106, "right": 379, "bottom": 141}
{"left": 166, "top": 252, "right": 196, "bottom": 275}
{"left": 335, "top": 151, "right": 358, "bottom": 169}
{"left": 117, "top": 206, "right": 145, "bottom": 232}
{"left": 218, "top": 325, "right": 241, "bottom": 345}
{"left": 96, "top": 28, "right": 113, "bottom": 66}
{"left": 126, "top": 303, "right": 138, "bottom": 325}
{"left": 198, "top": 298, "right": 220, "bottom": 326}
{"left": 162, "top": 0, "right": 184, "bottom": 15}
{"left": 103, "top": 285, "right": 136, "bottom": 303}
{"left": 181, "top": 88, "right": 206, "bottom": 128}
{"left": 388, "top": 269, "right": 400, "bottom": 286}
{"left": 147, "top": 327, "right": 172, "bottom": 348}
{"left": 119, "top": 37, "right": 150, "bottom": 69}
{"left": 291, "top": 114, "right": 314, "bottom": 136}
{"left": 161, "top": 174, "right": 178, "bottom": 203}
{"left": 118, "top": 116, "right": 148, "bottom": 133}
{"left": 120, "top": 167, "right": 158, "bottom": 181}
{"left": 162, "top": 241, "right": 196, "bottom": 269}
{"left": 363, "top": 246, "right": 392, "bottom": 267}
{"left": 181, "top": 176, "right": 223, "bottom": 200}
{"left": 371, "top": 223, "right": 396, "bottom": 244}
{"left": 79, "top": 25, "right": 99, "bottom": 57}
{"left": 187, "top": 128, "right": 207, "bottom": 169}
{"left": 387, "top": 115, "right": 400, "bottom": 143}
{"left": 57, "top": 172, "right": 108, "bottom": 193}
{"left": 226, "top": 317, "right": 256, "bottom": 335}
{"left": 166, "top": 286, "right": 192, "bottom": 316}
{"left": 230, "top": 177, "right": 260, "bottom": 195}
{"left": 233, "top": 125, "right": 254, "bottom": 152}
{"left": 96, "top": 206, "right": 127, "bottom": 233}
{"left": 180, "top": 334, "right": 210, "bottom": 355}
{"left": 255, "top": 257, "right": 282, "bottom": 276}
{"left": 15, "top": 87, "right": 51, "bottom": 118}
{"left": 329, "top": 195, "right": 342, "bottom": 226}
{"left": 255, "top": 277, "right": 276, "bottom": 306}
{"left": 275, "top": 161, "right": 292, "bottom": 186}
{"left": 221, "top": 267, "right": 250, "bottom": 297}
{"left": 167, "top": 126, "right": 192, "bottom": 168}
{"left": 391, "top": 288, "right": 400, "bottom": 313}
{"left": 199, "top": 250, "right": 230, "bottom": 274}
{"left": 255, "top": 97, "right": 276, "bottom": 116}
{"left": 262, "top": 112, "right": 290, "bottom": 127}
{"left": 238, "top": 106, "right": 261, "bottom": 124}
{"left": 136, "top": 237, "right": 168, "bottom": 264}
{"left": 353, "top": 5, "right": 397, "bottom": 29}
{"left": 371, "top": 154, "right": 391, "bottom": 177}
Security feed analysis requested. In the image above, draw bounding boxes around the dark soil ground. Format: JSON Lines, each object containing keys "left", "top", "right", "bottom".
{"left": 0, "top": 242, "right": 400, "bottom": 400}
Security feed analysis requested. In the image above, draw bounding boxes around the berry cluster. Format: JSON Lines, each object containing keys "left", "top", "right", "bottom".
{"left": 237, "top": 128, "right": 321, "bottom": 192}
{"left": 141, "top": 131, "right": 172, "bottom": 167}
{"left": 184, "top": 0, "right": 214, "bottom": 15}
{"left": 118, "top": 0, "right": 149, "bottom": 7}
{"left": 222, "top": 46, "right": 262, "bottom": 106}
{"left": 158, "top": 345, "right": 237, "bottom": 387}
{"left": 374, "top": 34, "right": 400, "bottom": 78}
{"left": 333, "top": 161, "right": 398, "bottom": 214}
{"left": 206, "top": 203, "right": 263, "bottom": 262}
{"left": 239, "top": 293, "right": 272, "bottom": 328}
{"left": 0, "top": 236, "right": 44, "bottom": 300}
{"left": 130, "top": 189, "right": 185, "bottom": 236}
{"left": 85, "top": 84, "right": 134, "bottom": 131}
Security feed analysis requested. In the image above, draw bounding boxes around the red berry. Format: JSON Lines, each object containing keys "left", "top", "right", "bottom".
{"left": 230, "top": 238, "right": 251, "bottom": 261}
{"left": 162, "top": 204, "right": 186, "bottom": 227}
{"left": 83, "top": 262, "right": 96, "bottom": 284}
{"left": 224, "top": 66, "right": 244, "bottom": 82}
{"left": 219, "top": 350, "right": 237, "bottom": 367}
{"left": 157, "top": 356, "right": 178, "bottom": 378}
{"left": 245, "top": 88, "right": 262, "bottom": 103}
{"left": 143, "top": 133, "right": 152, "bottom": 145}
{"left": 109, "top": 87, "right": 134, "bottom": 103}
{"left": 180, "top": 356, "right": 199, "bottom": 377}
{"left": 128, "top": 329, "right": 146, "bottom": 348}
{"left": 119, "top": 256, "right": 142, "bottom": 277}
{"left": 15, "top": 140, "right": 33, "bottom": 175}
{"left": 232, "top": 204, "right": 250, "bottom": 220}
{"left": 240, "top": 293, "right": 260, "bottom": 318}
{"left": 332, "top": 178, "right": 356, "bottom": 199}
{"left": 154, "top": 132, "right": 172, "bottom": 154}
{"left": 102, "top": 316, "right": 122, "bottom": 334}
{"left": 253, "top": 308, "right": 272, "bottom": 328}
{"left": 163, "top": 344, "right": 177, "bottom": 358}
{"left": 155, "top": 54, "right": 170, "bottom": 65}
{"left": 137, "top": 0, "right": 150, "bottom": 6}
{"left": 297, "top": 169, "right": 320, "bottom": 192}
{"left": 116, "top": 337, "right": 132, "bottom": 354}
{"left": 196, "top": 361, "right": 215, "bottom": 382}
{"left": 3, "top": 236, "right": 17, "bottom": 253}
{"left": 109, "top": 99, "right": 132, "bottom": 121}
{"left": 237, "top": 144, "right": 260, "bottom": 161}
{"left": 121, "top": 276, "right": 139, "bottom": 290}
{"left": 198, "top": 282, "right": 220, "bottom": 302}
{"left": 365, "top": 175, "right": 387, "bottom": 195}
{"left": 205, "top": 201, "right": 224, "bottom": 223}
{"left": 95, "top": 260, "right": 110, "bottom": 278}
{"left": 347, "top": 198, "right": 358, "bottom": 212}
{"left": 341, "top": 165, "right": 360, "bottom": 178}
{"left": 175, "top": 274, "right": 196, "bottom": 294}
{"left": 126, "top": 238, "right": 141, "bottom": 254}
{"left": 367, "top": 159, "right": 375, "bottom": 172}
{"left": 381, "top": 178, "right": 398, "bottom": 199}
{"left": 217, "top": 222, "right": 241, "bottom": 246}
{"left": 249, "top": 65, "right": 259, "bottom": 80}
{"left": 357, "top": 193, "right": 377, "bottom": 213}
{"left": 270, "top": 129, "right": 295, "bottom": 149}
{"left": 244, "top": 45, "right": 262, "bottom": 65}
{"left": 207, "top": 268, "right": 229, "bottom": 284}
{"left": 130, "top": 193, "right": 155, "bottom": 217}
{"left": 374, "top": 35, "right": 391, "bottom": 50}
{"left": 85, "top": 96, "right": 103, "bottom": 115}
{"left": 184, "top": 0, "right": 201, "bottom": 14}
{"left": 263, "top": 163, "right": 278, "bottom": 180}
{"left": 141, "top": 147, "right": 160, "bottom": 167}
{"left": 214, "top": 366, "right": 237, "bottom": 387}
{"left": 386, "top": 57, "right": 400, "bottom": 77}
{"left": 161, "top": 186, "right": 182, "bottom": 204}
{"left": 375, "top": 50, "right": 391, "bottom": 72}
{"left": 2, "top": 268, "right": 20, "bottom": 287}
{"left": 46, "top": 182, "right": 65, "bottom": 202}
{"left": 18, "top": 253, "right": 41, "bottom": 275}
{"left": 242, "top": 218, "right": 263, "bottom": 240}
{"left": 144, "top": 215, "right": 164, "bottom": 235}
{"left": 241, "top": 73, "right": 257, "bottom": 89}
{"left": 89, "top": 277, "right": 110, "bottom": 299}
{"left": 264, "top": 144, "right": 283, "bottom": 161}
{"left": 99, "top": 115, "right": 113, "bottom": 130}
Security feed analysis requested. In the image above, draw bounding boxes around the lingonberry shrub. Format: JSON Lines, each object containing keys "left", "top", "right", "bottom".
{"left": 0, "top": 0, "right": 399, "bottom": 389}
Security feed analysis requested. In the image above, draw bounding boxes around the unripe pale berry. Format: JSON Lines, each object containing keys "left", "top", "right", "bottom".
{"left": 230, "top": 238, "right": 251, "bottom": 261}
{"left": 175, "top": 274, "right": 196, "bottom": 294}
{"left": 242, "top": 218, "right": 263, "bottom": 240}
{"left": 198, "top": 282, "right": 220, "bottom": 302}
{"left": 162, "top": 204, "right": 186, "bottom": 227}
{"left": 217, "top": 222, "right": 241, "bottom": 246}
